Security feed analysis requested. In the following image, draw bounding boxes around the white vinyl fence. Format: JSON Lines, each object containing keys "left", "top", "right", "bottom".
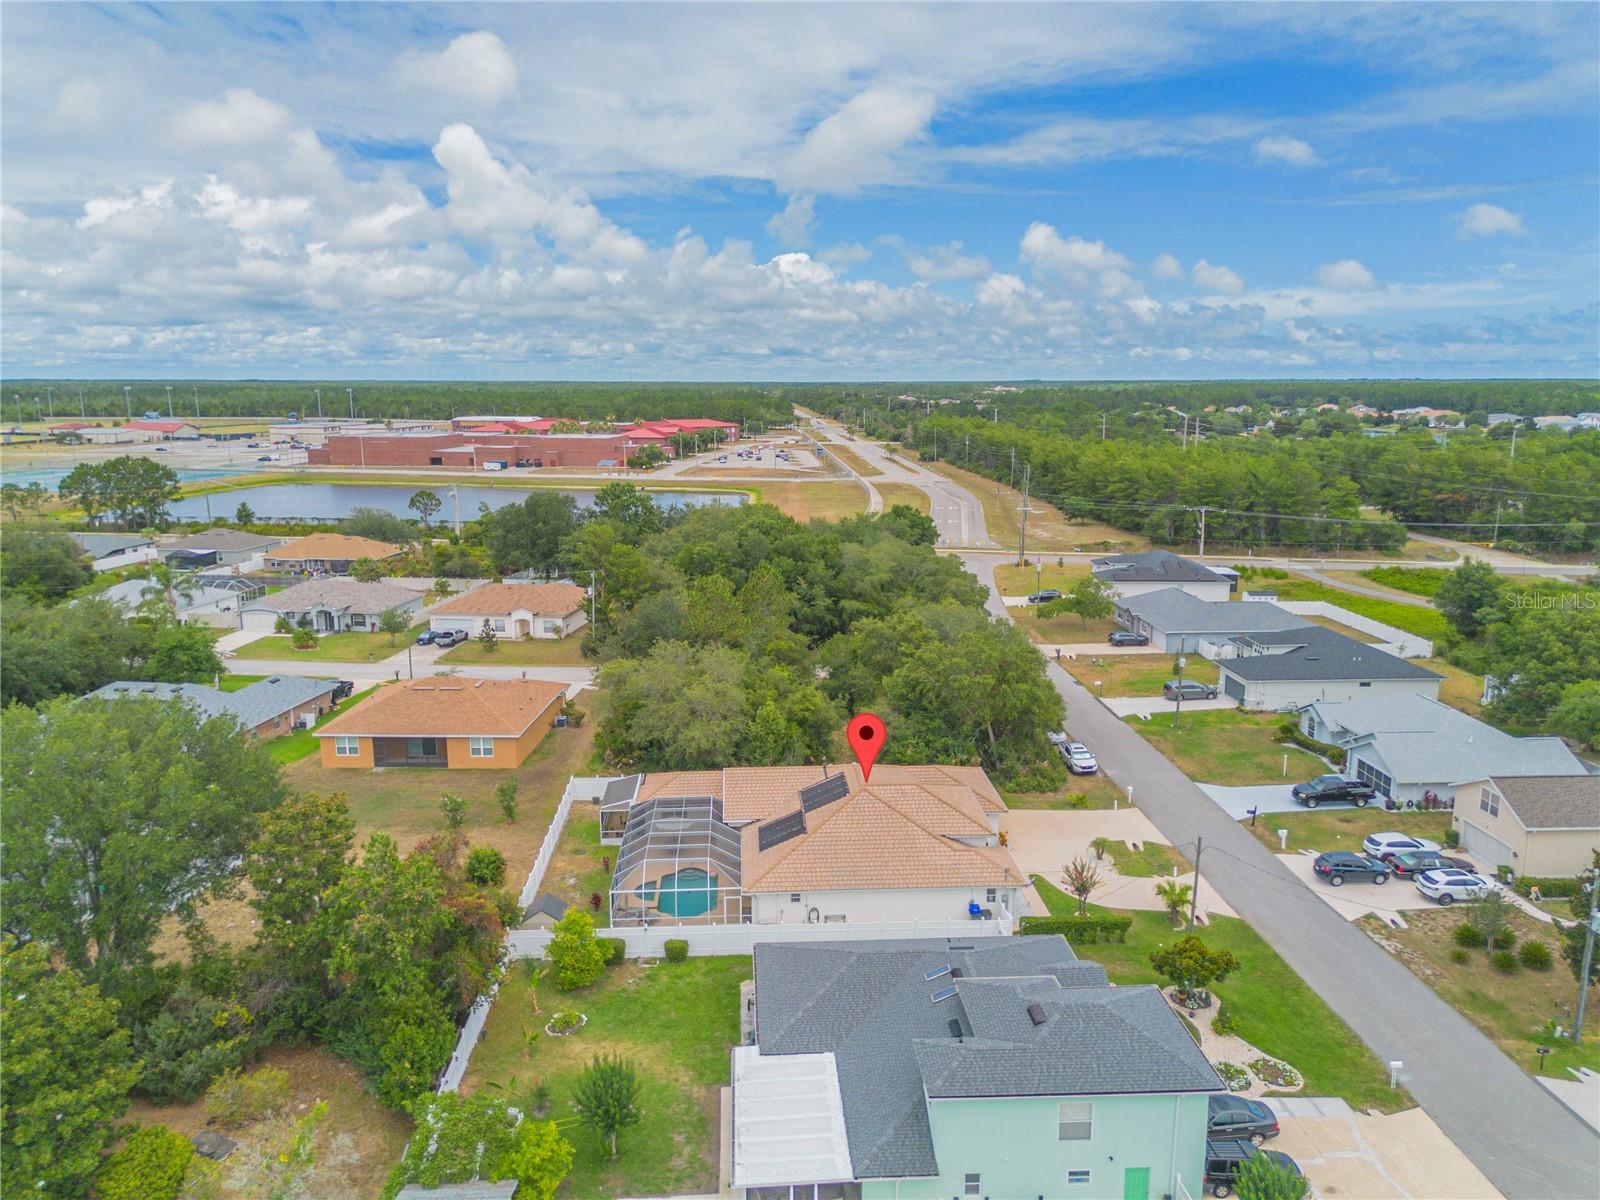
{"left": 1274, "top": 600, "right": 1433, "bottom": 658}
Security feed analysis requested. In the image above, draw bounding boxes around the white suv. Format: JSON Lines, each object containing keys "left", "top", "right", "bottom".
{"left": 1415, "top": 868, "right": 1504, "bottom": 905}
{"left": 1362, "top": 832, "right": 1443, "bottom": 861}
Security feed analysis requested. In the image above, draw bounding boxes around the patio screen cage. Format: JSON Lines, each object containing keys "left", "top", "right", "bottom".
{"left": 609, "top": 795, "right": 744, "bottom": 926}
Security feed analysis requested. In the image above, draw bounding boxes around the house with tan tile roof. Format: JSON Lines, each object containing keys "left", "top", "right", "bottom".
{"left": 315, "top": 677, "right": 567, "bottom": 769}
{"left": 603, "top": 763, "right": 1023, "bottom": 928}
{"left": 427, "top": 582, "right": 588, "bottom": 641}
{"left": 263, "top": 533, "right": 404, "bottom": 576}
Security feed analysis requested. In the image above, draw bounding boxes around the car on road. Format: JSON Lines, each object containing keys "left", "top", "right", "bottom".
{"left": 1204, "top": 1139, "right": 1301, "bottom": 1198}
{"left": 1108, "top": 630, "right": 1150, "bottom": 646}
{"left": 1063, "top": 742, "right": 1098, "bottom": 774}
{"left": 1290, "top": 774, "right": 1377, "bottom": 809}
{"left": 1207, "top": 1096, "right": 1279, "bottom": 1145}
{"left": 1415, "top": 868, "right": 1504, "bottom": 905}
{"left": 1387, "top": 850, "right": 1475, "bottom": 879}
{"left": 1362, "top": 831, "right": 1443, "bottom": 862}
{"left": 416, "top": 630, "right": 438, "bottom": 645}
{"left": 1312, "top": 851, "right": 1390, "bottom": 887}
{"left": 256, "top": 454, "right": 273, "bottom": 462}
{"left": 1027, "top": 589, "right": 1062, "bottom": 604}
{"left": 1163, "top": 679, "right": 1219, "bottom": 701}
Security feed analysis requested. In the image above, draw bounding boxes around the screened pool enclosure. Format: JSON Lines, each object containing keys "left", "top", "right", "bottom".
{"left": 608, "top": 795, "right": 745, "bottom": 926}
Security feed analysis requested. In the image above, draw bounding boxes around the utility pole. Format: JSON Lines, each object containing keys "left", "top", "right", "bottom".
{"left": 122, "top": 386, "right": 132, "bottom": 420}
{"left": 1010, "top": 445, "right": 1016, "bottom": 490}
{"left": 315, "top": 388, "right": 323, "bottom": 419}
{"left": 1509, "top": 425, "right": 1518, "bottom": 462}
{"left": 45, "top": 387, "right": 54, "bottom": 417}
{"left": 1491, "top": 502, "right": 1502, "bottom": 547}
{"left": 1189, "top": 836, "right": 1204, "bottom": 927}
{"left": 1017, "top": 463, "right": 1031, "bottom": 566}
{"left": 78, "top": 388, "right": 86, "bottom": 418}
{"left": 1573, "top": 866, "right": 1598, "bottom": 1042}
{"left": 347, "top": 387, "right": 355, "bottom": 419}
{"left": 166, "top": 385, "right": 174, "bottom": 417}
{"left": 1197, "top": 506, "right": 1208, "bottom": 557}
{"left": 1100, "top": 412, "right": 1107, "bottom": 440}
{"left": 1180, "top": 413, "right": 1188, "bottom": 450}
{"left": 193, "top": 386, "right": 201, "bottom": 419}
{"left": 1173, "top": 654, "right": 1187, "bottom": 728}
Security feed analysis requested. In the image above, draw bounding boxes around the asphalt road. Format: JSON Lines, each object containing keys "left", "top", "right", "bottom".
{"left": 961, "top": 553, "right": 1600, "bottom": 1200}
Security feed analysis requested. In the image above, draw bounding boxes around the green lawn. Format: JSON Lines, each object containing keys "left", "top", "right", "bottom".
{"left": 1003, "top": 771, "right": 1128, "bottom": 810}
{"left": 265, "top": 688, "right": 372, "bottom": 765}
{"left": 1032, "top": 878, "right": 1408, "bottom": 1112}
{"left": 1241, "top": 574, "right": 1451, "bottom": 641}
{"left": 439, "top": 636, "right": 590, "bottom": 667}
{"left": 1243, "top": 808, "right": 1453, "bottom": 855}
{"left": 544, "top": 814, "right": 613, "bottom": 924}
{"left": 1062, "top": 653, "right": 1220, "bottom": 698}
{"left": 217, "top": 673, "right": 266, "bottom": 692}
{"left": 243, "top": 623, "right": 427, "bottom": 663}
{"left": 1424, "top": 657, "right": 1487, "bottom": 718}
{"left": 463, "top": 956, "right": 751, "bottom": 1199}
{"left": 1359, "top": 566, "right": 1451, "bottom": 597}
{"left": 994, "top": 562, "right": 1091, "bottom": 594}
{"left": 1129, "top": 709, "right": 1327, "bottom": 785}
{"left": 1009, "top": 604, "right": 1121, "bottom": 645}
{"left": 1101, "top": 840, "right": 1191, "bottom": 878}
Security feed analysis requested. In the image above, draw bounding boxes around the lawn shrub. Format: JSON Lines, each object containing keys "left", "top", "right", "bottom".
{"left": 1212, "top": 1006, "right": 1237, "bottom": 1036}
{"left": 465, "top": 845, "right": 508, "bottom": 887}
{"left": 1360, "top": 566, "right": 1450, "bottom": 597}
{"left": 1442, "top": 828, "right": 1460, "bottom": 849}
{"left": 1489, "top": 950, "right": 1519, "bottom": 974}
{"left": 1449, "top": 947, "right": 1470, "bottom": 964}
{"left": 1018, "top": 913, "right": 1133, "bottom": 943}
{"left": 599, "top": 937, "right": 626, "bottom": 966}
{"left": 548, "top": 909, "right": 607, "bottom": 990}
{"left": 1513, "top": 876, "right": 1582, "bottom": 899}
{"left": 202, "top": 1064, "right": 291, "bottom": 1126}
{"left": 663, "top": 939, "right": 688, "bottom": 963}
{"left": 1452, "top": 923, "right": 1486, "bottom": 948}
{"left": 1490, "top": 929, "right": 1517, "bottom": 951}
{"left": 96, "top": 1126, "right": 193, "bottom": 1200}
{"left": 1519, "top": 941, "right": 1553, "bottom": 970}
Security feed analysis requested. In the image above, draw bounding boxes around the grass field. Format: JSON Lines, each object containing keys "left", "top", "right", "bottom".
{"left": 876, "top": 482, "right": 931, "bottom": 514}
{"left": 242, "top": 623, "right": 427, "bottom": 663}
{"left": 746, "top": 480, "right": 867, "bottom": 522}
{"left": 1032, "top": 879, "right": 1408, "bottom": 1112}
{"left": 820, "top": 441, "right": 883, "bottom": 477}
{"left": 543, "top": 813, "right": 612, "bottom": 923}
{"left": 1009, "top": 604, "right": 1122, "bottom": 645}
{"left": 1061, "top": 653, "right": 1220, "bottom": 698}
{"left": 1003, "top": 771, "right": 1128, "bottom": 810}
{"left": 1240, "top": 573, "right": 1452, "bottom": 641}
{"left": 439, "top": 636, "right": 590, "bottom": 666}
{"left": 463, "top": 955, "right": 750, "bottom": 1199}
{"left": 1101, "top": 839, "right": 1191, "bottom": 877}
{"left": 282, "top": 694, "right": 596, "bottom": 864}
{"left": 1423, "top": 657, "right": 1487, "bottom": 717}
{"left": 994, "top": 561, "right": 1092, "bottom": 594}
{"left": 1243, "top": 808, "right": 1452, "bottom": 855}
{"left": 1130, "top": 709, "right": 1327, "bottom": 785}
{"left": 921, "top": 459, "right": 1147, "bottom": 553}
{"left": 1360, "top": 907, "right": 1600, "bottom": 1078}
{"left": 265, "top": 688, "right": 373, "bottom": 765}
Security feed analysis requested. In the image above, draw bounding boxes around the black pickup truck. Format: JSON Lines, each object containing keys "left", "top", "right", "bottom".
{"left": 1291, "top": 774, "right": 1377, "bottom": 808}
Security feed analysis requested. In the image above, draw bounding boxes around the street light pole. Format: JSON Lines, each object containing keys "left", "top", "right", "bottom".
{"left": 1173, "top": 654, "right": 1187, "bottom": 728}
{"left": 123, "top": 386, "right": 132, "bottom": 420}
{"left": 1573, "top": 867, "right": 1598, "bottom": 1042}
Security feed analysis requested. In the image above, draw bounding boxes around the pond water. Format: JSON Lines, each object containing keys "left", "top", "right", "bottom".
{"left": 167, "top": 481, "right": 744, "bottom": 522}
{"left": 2, "top": 464, "right": 256, "bottom": 489}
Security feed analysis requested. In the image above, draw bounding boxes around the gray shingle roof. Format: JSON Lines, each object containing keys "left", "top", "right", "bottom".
{"left": 160, "top": 528, "right": 282, "bottom": 553}
{"left": 1488, "top": 775, "right": 1600, "bottom": 831}
{"left": 752, "top": 936, "right": 1211, "bottom": 1179}
{"left": 1120, "top": 588, "right": 1309, "bottom": 636}
{"left": 1093, "top": 549, "right": 1225, "bottom": 585}
{"left": 70, "top": 532, "right": 152, "bottom": 556}
{"left": 244, "top": 578, "right": 420, "bottom": 614}
{"left": 522, "top": 893, "right": 569, "bottom": 921}
{"left": 85, "top": 676, "right": 338, "bottom": 728}
{"left": 1222, "top": 626, "right": 1443, "bottom": 683}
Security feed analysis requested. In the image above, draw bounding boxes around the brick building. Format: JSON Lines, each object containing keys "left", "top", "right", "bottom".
{"left": 307, "top": 429, "right": 674, "bottom": 469}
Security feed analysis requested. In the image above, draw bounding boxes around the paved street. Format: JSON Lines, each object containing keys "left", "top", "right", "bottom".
{"left": 960, "top": 552, "right": 1600, "bottom": 1200}
{"left": 225, "top": 654, "right": 594, "bottom": 692}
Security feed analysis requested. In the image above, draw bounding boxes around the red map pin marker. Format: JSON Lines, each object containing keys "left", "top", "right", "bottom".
{"left": 846, "top": 712, "right": 886, "bottom": 782}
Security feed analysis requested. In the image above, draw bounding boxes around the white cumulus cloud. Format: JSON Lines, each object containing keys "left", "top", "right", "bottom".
{"left": 1315, "top": 259, "right": 1378, "bottom": 291}
{"left": 1019, "top": 223, "right": 1138, "bottom": 296}
{"left": 171, "top": 89, "right": 291, "bottom": 147}
{"left": 776, "top": 87, "right": 935, "bottom": 194}
{"left": 1254, "top": 136, "right": 1320, "bottom": 167}
{"left": 1152, "top": 252, "right": 1183, "bottom": 280}
{"left": 1458, "top": 203, "right": 1524, "bottom": 237}
{"left": 906, "top": 241, "right": 991, "bottom": 281}
{"left": 397, "top": 32, "right": 518, "bottom": 105}
{"left": 766, "top": 193, "right": 816, "bottom": 246}
{"left": 1192, "top": 259, "right": 1245, "bottom": 296}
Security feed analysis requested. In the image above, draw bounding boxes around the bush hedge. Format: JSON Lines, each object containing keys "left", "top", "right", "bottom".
{"left": 1519, "top": 941, "right": 1554, "bottom": 971}
{"left": 96, "top": 1126, "right": 194, "bottom": 1200}
{"left": 599, "top": 937, "right": 627, "bottom": 966}
{"left": 1275, "top": 720, "right": 1346, "bottom": 768}
{"left": 1490, "top": 929, "right": 1517, "bottom": 951}
{"left": 663, "top": 939, "right": 688, "bottom": 963}
{"left": 1489, "top": 949, "right": 1519, "bottom": 974}
{"left": 1018, "top": 913, "right": 1133, "bottom": 944}
{"left": 1512, "top": 876, "right": 1583, "bottom": 899}
{"left": 1451, "top": 923, "right": 1487, "bottom": 948}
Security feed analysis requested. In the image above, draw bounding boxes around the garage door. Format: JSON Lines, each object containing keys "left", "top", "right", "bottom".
{"left": 240, "top": 608, "right": 280, "bottom": 631}
{"left": 1458, "top": 820, "right": 1514, "bottom": 869}
{"left": 1222, "top": 672, "right": 1246, "bottom": 702}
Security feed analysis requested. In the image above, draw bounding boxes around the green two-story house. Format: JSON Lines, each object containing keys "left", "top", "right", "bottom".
{"left": 732, "top": 936, "right": 1221, "bottom": 1200}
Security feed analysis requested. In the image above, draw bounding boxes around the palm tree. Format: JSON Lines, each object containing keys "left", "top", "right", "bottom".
{"left": 137, "top": 561, "right": 198, "bottom": 617}
{"left": 1155, "top": 879, "right": 1194, "bottom": 928}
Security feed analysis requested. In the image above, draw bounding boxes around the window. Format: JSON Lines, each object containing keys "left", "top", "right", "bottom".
{"left": 333, "top": 736, "right": 359, "bottom": 757}
{"left": 469, "top": 737, "right": 495, "bottom": 758}
{"left": 964, "top": 1174, "right": 980, "bottom": 1196}
{"left": 1058, "top": 1101, "right": 1093, "bottom": 1140}
{"left": 790, "top": 894, "right": 802, "bottom": 903}
{"left": 493, "top": 619, "right": 507, "bottom": 632}
{"left": 350, "top": 613, "right": 367, "bottom": 628}
{"left": 1067, "top": 1170, "right": 1092, "bottom": 1186}
{"left": 1480, "top": 790, "right": 1500, "bottom": 818}
{"left": 985, "top": 888, "right": 997, "bottom": 903}
{"left": 1358, "top": 681, "right": 1372, "bottom": 688}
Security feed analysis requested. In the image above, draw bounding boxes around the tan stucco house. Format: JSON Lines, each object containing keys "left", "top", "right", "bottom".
{"left": 1452, "top": 775, "right": 1600, "bottom": 877}
{"left": 427, "top": 582, "right": 588, "bottom": 640}
{"left": 315, "top": 677, "right": 567, "bottom": 769}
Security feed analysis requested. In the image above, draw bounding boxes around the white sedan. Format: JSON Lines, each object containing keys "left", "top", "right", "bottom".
{"left": 1065, "top": 742, "right": 1099, "bottom": 774}
{"left": 1414, "top": 868, "right": 1504, "bottom": 905}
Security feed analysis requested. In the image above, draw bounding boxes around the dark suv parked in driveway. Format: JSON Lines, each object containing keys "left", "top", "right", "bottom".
{"left": 1313, "top": 851, "right": 1390, "bottom": 887}
{"left": 1027, "top": 589, "right": 1062, "bottom": 604}
{"left": 1208, "top": 1096, "right": 1280, "bottom": 1145}
{"left": 1163, "top": 679, "right": 1218, "bottom": 700}
{"left": 1291, "top": 774, "right": 1377, "bottom": 808}
{"left": 1388, "top": 850, "right": 1475, "bottom": 879}
{"left": 1204, "top": 1139, "right": 1301, "bottom": 1198}
{"left": 1108, "top": 630, "right": 1150, "bottom": 646}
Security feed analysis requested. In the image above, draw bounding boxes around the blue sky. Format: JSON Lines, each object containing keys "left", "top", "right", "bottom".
{"left": 2, "top": 2, "right": 1596, "bottom": 379}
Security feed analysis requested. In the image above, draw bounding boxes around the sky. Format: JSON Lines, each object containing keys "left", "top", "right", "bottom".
{"left": 2, "top": 2, "right": 1597, "bottom": 381}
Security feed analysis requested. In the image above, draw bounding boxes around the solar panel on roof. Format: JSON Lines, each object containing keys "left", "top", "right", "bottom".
{"left": 757, "top": 809, "right": 806, "bottom": 851}
{"left": 799, "top": 772, "right": 850, "bottom": 811}
{"left": 930, "top": 985, "right": 959, "bottom": 1004}
{"left": 924, "top": 965, "right": 951, "bottom": 981}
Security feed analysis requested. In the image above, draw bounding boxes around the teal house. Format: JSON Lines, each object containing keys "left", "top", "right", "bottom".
{"left": 731, "top": 936, "right": 1221, "bottom": 1200}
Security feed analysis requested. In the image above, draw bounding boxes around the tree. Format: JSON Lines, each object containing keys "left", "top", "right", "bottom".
{"left": 137, "top": 560, "right": 199, "bottom": 617}
{"left": 433, "top": 577, "right": 453, "bottom": 602}
{"left": 499, "top": 1119, "right": 575, "bottom": 1200}
{"left": 592, "top": 482, "right": 663, "bottom": 540}
{"left": 1154, "top": 879, "right": 1194, "bottom": 927}
{"left": 1, "top": 698, "right": 288, "bottom": 985}
{"left": 547, "top": 908, "right": 607, "bottom": 990}
{"left": 131, "top": 987, "right": 255, "bottom": 1102}
{"left": 1236, "top": 1147, "right": 1309, "bottom": 1200}
{"left": 95, "top": 1124, "right": 195, "bottom": 1200}
{"left": 234, "top": 501, "right": 256, "bottom": 524}
{"left": 1550, "top": 679, "right": 1600, "bottom": 750}
{"left": 1560, "top": 867, "right": 1600, "bottom": 986}
{"left": 292, "top": 625, "right": 318, "bottom": 649}
{"left": 496, "top": 779, "right": 519, "bottom": 822}
{"left": 1148, "top": 935, "right": 1240, "bottom": 1004}
{"left": 1061, "top": 856, "right": 1102, "bottom": 915}
{"left": 1, "top": 940, "right": 140, "bottom": 1199}
{"left": 409, "top": 489, "right": 443, "bottom": 529}
{"left": 465, "top": 846, "right": 507, "bottom": 887}
{"left": 481, "top": 490, "right": 580, "bottom": 575}
{"left": 440, "top": 793, "right": 467, "bottom": 832}
{"left": 58, "top": 457, "right": 180, "bottom": 527}
{"left": 0, "top": 528, "right": 93, "bottom": 599}
{"left": 0, "top": 596, "right": 150, "bottom": 706}
{"left": 378, "top": 605, "right": 411, "bottom": 644}
{"left": 628, "top": 442, "right": 666, "bottom": 469}
{"left": 1062, "top": 575, "right": 1116, "bottom": 628}
{"left": 350, "top": 556, "right": 385, "bottom": 582}
{"left": 136, "top": 620, "right": 224, "bottom": 683}
{"left": 245, "top": 792, "right": 355, "bottom": 973}
{"left": 478, "top": 618, "right": 499, "bottom": 653}
{"left": 1470, "top": 891, "right": 1513, "bottom": 952}
{"left": 571, "top": 1053, "right": 642, "bottom": 1159}
{"left": 341, "top": 506, "right": 414, "bottom": 544}
{"left": 1435, "top": 558, "right": 1504, "bottom": 639}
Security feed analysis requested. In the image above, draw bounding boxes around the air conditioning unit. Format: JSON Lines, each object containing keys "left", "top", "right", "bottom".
{"left": 294, "top": 714, "right": 316, "bottom": 730}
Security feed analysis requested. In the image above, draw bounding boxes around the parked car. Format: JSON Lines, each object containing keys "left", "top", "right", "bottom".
{"left": 256, "top": 455, "right": 273, "bottom": 462}
{"left": 1108, "top": 630, "right": 1150, "bottom": 646}
{"left": 1291, "top": 774, "right": 1377, "bottom": 809}
{"left": 331, "top": 680, "right": 355, "bottom": 702}
{"left": 1415, "top": 868, "right": 1504, "bottom": 905}
{"left": 1027, "top": 589, "right": 1062, "bottom": 604}
{"left": 1207, "top": 1097, "right": 1280, "bottom": 1146}
{"left": 435, "top": 629, "right": 468, "bottom": 647}
{"left": 1064, "top": 742, "right": 1098, "bottom": 774}
{"left": 1362, "top": 831, "right": 1443, "bottom": 861}
{"left": 1204, "top": 1139, "right": 1301, "bottom": 1198}
{"left": 1387, "top": 851, "right": 1475, "bottom": 879}
{"left": 1312, "top": 851, "right": 1390, "bottom": 887}
{"left": 416, "top": 630, "right": 438, "bottom": 645}
{"left": 1163, "top": 679, "right": 1219, "bottom": 700}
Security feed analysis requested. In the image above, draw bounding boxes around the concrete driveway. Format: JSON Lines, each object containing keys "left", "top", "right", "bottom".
{"left": 1199, "top": 783, "right": 1305, "bottom": 819}
{"left": 1276, "top": 852, "right": 1442, "bottom": 923}
{"left": 1267, "top": 1097, "right": 1501, "bottom": 1199}
{"left": 1105, "top": 695, "right": 1237, "bottom": 718}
